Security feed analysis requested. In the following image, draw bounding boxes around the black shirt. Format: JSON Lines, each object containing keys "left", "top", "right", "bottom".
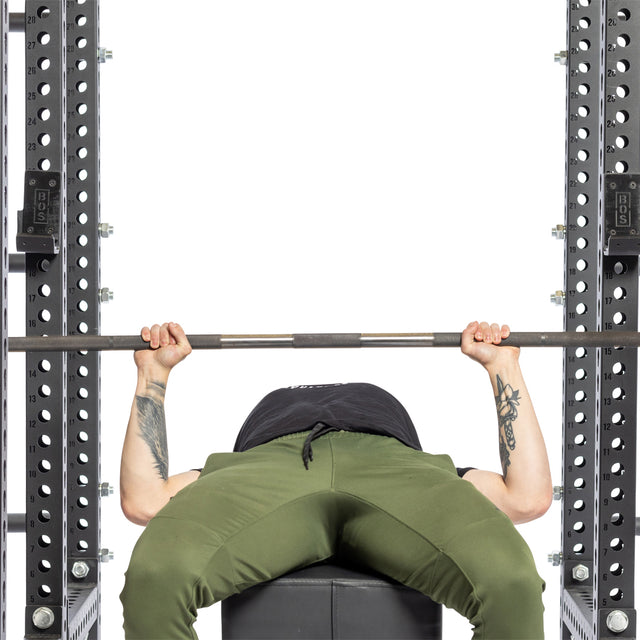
{"left": 234, "top": 383, "right": 422, "bottom": 453}
{"left": 231, "top": 383, "right": 473, "bottom": 478}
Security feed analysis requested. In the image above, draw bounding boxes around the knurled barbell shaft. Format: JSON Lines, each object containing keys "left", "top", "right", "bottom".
{"left": 7, "top": 331, "right": 640, "bottom": 352}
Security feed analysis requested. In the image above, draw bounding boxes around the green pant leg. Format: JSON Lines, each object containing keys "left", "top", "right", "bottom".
{"left": 120, "top": 434, "right": 336, "bottom": 640}
{"left": 329, "top": 432, "right": 545, "bottom": 640}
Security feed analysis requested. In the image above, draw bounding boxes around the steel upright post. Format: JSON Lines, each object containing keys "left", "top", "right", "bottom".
{"left": 0, "top": 2, "right": 8, "bottom": 639}
{"left": 23, "top": 2, "right": 68, "bottom": 637}
{"left": 65, "top": 2, "right": 102, "bottom": 637}
{"left": 561, "top": 0, "right": 639, "bottom": 638}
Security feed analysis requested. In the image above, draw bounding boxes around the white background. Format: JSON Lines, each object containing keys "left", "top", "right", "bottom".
{"left": 6, "top": 0, "right": 571, "bottom": 637}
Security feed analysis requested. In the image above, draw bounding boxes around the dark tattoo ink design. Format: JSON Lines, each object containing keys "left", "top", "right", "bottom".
{"left": 136, "top": 381, "right": 169, "bottom": 481}
{"left": 495, "top": 374, "right": 520, "bottom": 478}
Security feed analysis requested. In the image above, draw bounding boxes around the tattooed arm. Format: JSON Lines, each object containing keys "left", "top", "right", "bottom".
{"left": 120, "top": 323, "right": 199, "bottom": 526}
{"left": 459, "top": 321, "right": 553, "bottom": 524}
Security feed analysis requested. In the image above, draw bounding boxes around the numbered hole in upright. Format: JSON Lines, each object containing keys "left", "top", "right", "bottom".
{"left": 617, "top": 34, "right": 631, "bottom": 47}
{"left": 38, "top": 559, "right": 51, "bottom": 573}
{"left": 612, "top": 361, "right": 625, "bottom": 375}
{"left": 616, "top": 136, "right": 629, "bottom": 149}
{"left": 38, "top": 585, "right": 52, "bottom": 598}
{"left": 611, "top": 487, "right": 624, "bottom": 501}
{"left": 616, "top": 85, "right": 630, "bottom": 99}
{"left": 610, "top": 537, "right": 624, "bottom": 551}
{"left": 612, "top": 387, "right": 625, "bottom": 400}
{"left": 611, "top": 436, "right": 625, "bottom": 450}
{"left": 616, "top": 110, "right": 629, "bottom": 123}
{"left": 616, "top": 161, "right": 629, "bottom": 174}
{"left": 609, "top": 588, "right": 624, "bottom": 601}
{"left": 611, "top": 462, "right": 624, "bottom": 476}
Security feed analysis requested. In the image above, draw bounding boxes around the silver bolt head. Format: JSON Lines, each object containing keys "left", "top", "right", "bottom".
{"left": 550, "top": 290, "right": 566, "bottom": 306}
{"left": 607, "top": 609, "right": 630, "bottom": 633}
{"left": 553, "top": 485, "right": 563, "bottom": 501}
{"left": 98, "top": 47, "right": 113, "bottom": 63}
{"left": 72, "top": 560, "right": 90, "bottom": 579}
{"left": 98, "top": 222, "right": 114, "bottom": 238}
{"left": 548, "top": 551, "right": 563, "bottom": 566}
{"left": 554, "top": 50, "right": 568, "bottom": 65}
{"left": 572, "top": 564, "right": 589, "bottom": 582}
{"left": 32, "top": 607, "right": 55, "bottom": 630}
{"left": 100, "top": 548, "right": 115, "bottom": 563}
{"left": 99, "top": 288, "right": 114, "bottom": 303}
{"left": 552, "top": 224, "right": 566, "bottom": 240}
{"left": 100, "top": 482, "right": 114, "bottom": 497}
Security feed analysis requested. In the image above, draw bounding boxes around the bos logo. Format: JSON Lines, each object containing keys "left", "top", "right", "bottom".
{"left": 616, "top": 192, "right": 632, "bottom": 227}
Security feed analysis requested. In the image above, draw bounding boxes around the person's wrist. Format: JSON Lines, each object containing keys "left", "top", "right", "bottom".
{"left": 136, "top": 362, "right": 171, "bottom": 387}
{"left": 482, "top": 349, "right": 520, "bottom": 376}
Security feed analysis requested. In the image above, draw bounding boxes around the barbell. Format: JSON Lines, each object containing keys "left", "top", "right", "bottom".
{"left": 7, "top": 331, "right": 640, "bottom": 352}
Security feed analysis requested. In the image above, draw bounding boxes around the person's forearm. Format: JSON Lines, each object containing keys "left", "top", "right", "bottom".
{"left": 485, "top": 357, "right": 552, "bottom": 517}
{"left": 120, "top": 364, "right": 172, "bottom": 525}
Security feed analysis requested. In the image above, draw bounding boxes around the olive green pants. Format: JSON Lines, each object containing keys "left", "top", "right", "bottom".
{"left": 121, "top": 431, "right": 544, "bottom": 639}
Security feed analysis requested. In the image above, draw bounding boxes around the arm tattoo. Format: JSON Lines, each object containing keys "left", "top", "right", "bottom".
{"left": 495, "top": 374, "right": 520, "bottom": 478}
{"left": 135, "top": 381, "right": 169, "bottom": 481}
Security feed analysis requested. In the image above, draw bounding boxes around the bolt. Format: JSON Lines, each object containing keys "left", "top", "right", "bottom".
{"left": 29, "top": 179, "right": 36, "bottom": 186}
{"left": 72, "top": 560, "right": 90, "bottom": 579}
{"left": 630, "top": 181, "right": 637, "bottom": 189}
{"left": 48, "top": 179, "right": 56, "bottom": 187}
{"left": 99, "top": 288, "right": 114, "bottom": 303}
{"left": 27, "top": 226, "right": 34, "bottom": 234}
{"left": 98, "top": 48, "right": 113, "bottom": 63}
{"left": 552, "top": 224, "right": 566, "bottom": 240}
{"left": 100, "top": 548, "right": 114, "bottom": 563}
{"left": 100, "top": 482, "right": 114, "bottom": 497}
{"left": 98, "top": 222, "right": 114, "bottom": 238}
{"left": 32, "top": 607, "right": 55, "bottom": 630}
{"left": 610, "top": 181, "right": 618, "bottom": 190}
{"left": 550, "top": 290, "right": 566, "bottom": 306}
{"left": 572, "top": 564, "right": 589, "bottom": 582}
{"left": 554, "top": 51, "right": 568, "bottom": 65}
{"left": 606, "top": 610, "right": 630, "bottom": 633}
{"left": 548, "top": 551, "right": 563, "bottom": 566}
{"left": 553, "top": 485, "right": 563, "bottom": 501}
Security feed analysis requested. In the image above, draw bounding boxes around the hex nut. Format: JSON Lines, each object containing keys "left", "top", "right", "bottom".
{"left": 572, "top": 564, "right": 589, "bottom": 582}
{"left": 32, "top": 607, "right": 55, "bottom": 630}
{"left": 72, "top": 560, "right": 90, "bottom": 579}
{"left": 606, "top": 610, "right": 630, "bottom": 633}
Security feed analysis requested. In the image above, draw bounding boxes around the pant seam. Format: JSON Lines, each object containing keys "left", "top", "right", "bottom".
{"left": 333, "top": 489, "right": 483, "bottom": 606}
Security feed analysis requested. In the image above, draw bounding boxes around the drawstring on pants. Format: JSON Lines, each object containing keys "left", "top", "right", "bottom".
{"left": 302, "top": 423, "right": 340, "bottom": 469}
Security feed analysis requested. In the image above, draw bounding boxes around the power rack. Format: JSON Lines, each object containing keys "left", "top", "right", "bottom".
{"left": 2, "top": 1, "right": 105, "bottom": 638}
{"left": 560, "top": 0, "right": 640, "bottom": 637}
{"left": 0, "top": 1, "right": 639, "bottom": 639}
